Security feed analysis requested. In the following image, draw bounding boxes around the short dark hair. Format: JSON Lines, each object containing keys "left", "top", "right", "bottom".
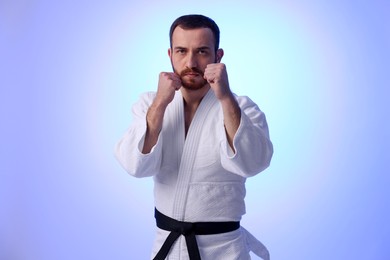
{"left": 169, "top": 14, "right": 220, "bottom": 52}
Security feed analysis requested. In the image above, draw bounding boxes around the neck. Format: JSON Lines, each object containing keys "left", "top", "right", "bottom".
{"left": 181, "top": 85, "right": 210, "bottom": 137}
{"left": 180, "top": 85, "right": 210, "bottom": 108}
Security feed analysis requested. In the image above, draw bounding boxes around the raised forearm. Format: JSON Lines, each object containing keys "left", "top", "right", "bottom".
{"left": 142, "top": 72, "right": 181, "bottom": 154}
{"left": 142, "top": 102, "right": 166, "bottom": 154}
{"left": 220, "top": 93, "right": 241, "bottom": 153}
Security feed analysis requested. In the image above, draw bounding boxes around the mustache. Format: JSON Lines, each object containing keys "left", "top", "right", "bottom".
{"left": 180, "top": 67, "right": 204, "bottom": 77}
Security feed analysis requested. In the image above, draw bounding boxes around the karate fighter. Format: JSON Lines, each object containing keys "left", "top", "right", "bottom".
{"left": 115, "top": 14, "right": 273, "bottom": 260}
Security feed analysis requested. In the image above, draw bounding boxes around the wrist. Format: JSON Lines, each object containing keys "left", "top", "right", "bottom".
{"left": 219, "top": 92, "right": 236, "bottom": 105}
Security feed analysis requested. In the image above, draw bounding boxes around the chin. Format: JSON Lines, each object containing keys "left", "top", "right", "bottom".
{"left": 181, "top": 79, "right": 208, "bottom": 91}
{"left": 181, "top": 84, "right": 206, "bottom": 91}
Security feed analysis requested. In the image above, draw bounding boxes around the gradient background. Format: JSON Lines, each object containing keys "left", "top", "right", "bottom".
{"left": 1, "top": 0, "right": 389, "bottom": 259}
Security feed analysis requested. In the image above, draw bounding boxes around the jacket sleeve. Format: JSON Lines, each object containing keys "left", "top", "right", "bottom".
{"left": 220, "top": 95, "right": 273, "bottom": 177}
{"left": 114, "top": 92, "right": 163, "bottom": 178}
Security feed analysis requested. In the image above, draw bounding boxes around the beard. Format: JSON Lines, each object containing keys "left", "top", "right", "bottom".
{"left": 173, "top": 66, "right": 208, "bottom": 91}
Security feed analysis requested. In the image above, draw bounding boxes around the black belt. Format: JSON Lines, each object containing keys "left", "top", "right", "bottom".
{"left": 153, "top": 208, "right": 240, "bottom": 260}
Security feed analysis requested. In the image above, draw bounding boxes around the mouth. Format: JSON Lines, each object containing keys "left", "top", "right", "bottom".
{"left": 180, "top": 67, "right": 204, "bottom": 78}
{"left": 184, "top": 73, "right": 200, "bottom": 77}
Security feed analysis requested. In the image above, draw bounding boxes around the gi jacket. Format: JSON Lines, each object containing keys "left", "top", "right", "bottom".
{"left": 116, "top": 89, "right": 273, "bottom": 260}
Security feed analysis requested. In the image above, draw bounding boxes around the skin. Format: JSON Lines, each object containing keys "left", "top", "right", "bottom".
{"left": 142, "top": 26, "right": 241, "bottom": 154}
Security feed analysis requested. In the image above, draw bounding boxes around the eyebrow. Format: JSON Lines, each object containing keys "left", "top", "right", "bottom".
{"left": 174, "top": 46, "right": 187, "bottom": 51}
{"left": 197, "top": 46, "right": 211, "bottom": 51}
{"left": 173, "top": 46, "right": 211, "bottom": 51}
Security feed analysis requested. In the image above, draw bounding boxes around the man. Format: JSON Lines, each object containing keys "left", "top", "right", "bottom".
{"left": 115, "top": 14, "right": 273, "bottom": 260}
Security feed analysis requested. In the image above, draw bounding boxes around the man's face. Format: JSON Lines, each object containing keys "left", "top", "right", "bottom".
{"left": 169, "top": 27, "right": 217, "bottom": 90}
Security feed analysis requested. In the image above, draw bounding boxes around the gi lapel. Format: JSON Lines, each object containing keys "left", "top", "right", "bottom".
{"left": 172, "top": 89, "right": 217, "bottom": 220}
{"left": 170, "top": 91, "right": 185, "bottom": 170}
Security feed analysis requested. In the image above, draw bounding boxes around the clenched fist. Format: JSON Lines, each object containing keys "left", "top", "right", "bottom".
{"left": 204, "top": 63, "right": 231, "bottom": 100}
{"left": 155, "top": 72, "right": 182, "bottom": 108}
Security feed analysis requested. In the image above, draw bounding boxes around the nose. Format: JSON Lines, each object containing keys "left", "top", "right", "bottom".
{"left": 186, "top": 52, "right": 197, "bottom": 68}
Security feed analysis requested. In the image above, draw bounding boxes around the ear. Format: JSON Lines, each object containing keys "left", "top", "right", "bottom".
{"left": 216, "top": 48, "right": 224, "bottom": 63}
{"left": 168, "top": 48, "right": 172, "bottom": 58}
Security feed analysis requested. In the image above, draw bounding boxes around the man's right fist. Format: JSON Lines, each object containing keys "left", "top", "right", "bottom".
{"left": 155, "top": 72, "right": 182, "bottom": 107}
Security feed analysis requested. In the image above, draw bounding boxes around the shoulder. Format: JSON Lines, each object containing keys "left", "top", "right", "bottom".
{"left": 234, "top": 94, "right": 261, "bottom": 110}
{"left": 233, "top": 94, "right": 268, "bottom": 123}
{"left": 139, "top": 91, "right": 157, "bottom": 101}
{"left": 130, "top": 91, "right": 157, "bottom": 116}
{"left": 134, "top": 91, "right": 156, "bottom": 107}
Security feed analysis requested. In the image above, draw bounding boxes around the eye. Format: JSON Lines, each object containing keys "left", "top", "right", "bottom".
{"left": 198, "top": 49, "right": 208, "bottom": 55}
{"left": 176, "top": 49, "right": 186, "bottom": 54}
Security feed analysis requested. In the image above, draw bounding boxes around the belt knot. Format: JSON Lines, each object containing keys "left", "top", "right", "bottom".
{"left": 153, "top": 208, "right": 240, "bottom": 260}
{"left": 178, "top": 222, "right": 195, "bottom": 235}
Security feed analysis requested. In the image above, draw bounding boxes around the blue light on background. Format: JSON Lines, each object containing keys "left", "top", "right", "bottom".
{"left": 1, "top": 0, "right": 389, "bottom": 259}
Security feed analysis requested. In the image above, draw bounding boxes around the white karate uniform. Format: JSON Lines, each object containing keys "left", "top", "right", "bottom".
{"left": 115, "top": 89, "right": 273, "bottom": 260}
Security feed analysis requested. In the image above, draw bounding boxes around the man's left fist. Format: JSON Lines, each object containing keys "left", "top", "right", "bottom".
{"left": 204, "top": 63, "right": 231, "bottom": 100}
